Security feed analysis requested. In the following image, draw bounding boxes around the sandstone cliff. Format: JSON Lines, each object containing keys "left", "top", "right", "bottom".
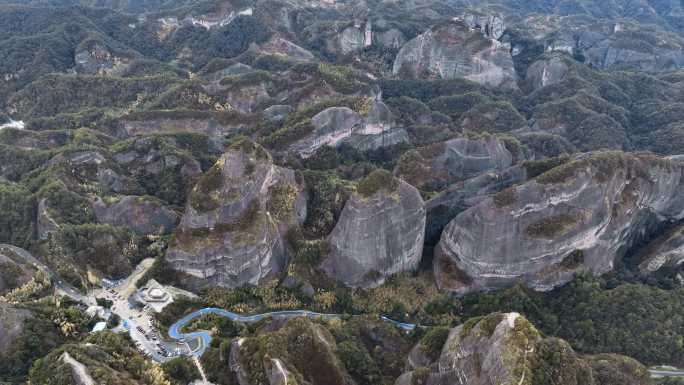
{"left": 166, "top": 138, "right": 306, "bottom": 288}
{"left": 321, "top": 170, "right": 426, "bottom": 288}
{"left": 393, "top": 21, "right": 517, "bottom": 88}
{"left": 436, "top": 152, "right": 684, "bottom": 294}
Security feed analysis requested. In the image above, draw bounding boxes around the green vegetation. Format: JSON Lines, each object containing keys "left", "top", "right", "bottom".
{"left": 356, "top": 169, "right": 399, "bottom": 198}
{"left": 419, "top": 326, "right": 450, "bottom": 361}
{"left": 48, "top": 224, "right": 139, "bottom": 279}
{"left": 267, "top": 183, "right": 299, "bottom": 220}
{"left": 301, "top": 171, "right": 350, "bottom": 237}
{"left": 461, "top": 275, "right": 684, "bottom": 366}
{"left": 189, "top": 162, "right": 224, "bottom": 212}
{"left": 522, "top": 154, "right": 571, "bottom": 179}
{"left": 29, "top": 331, "right": 173, "bottom": 385}
{"left": 10, "top": 74, "right": 178, "bottom": 118}
{"left": 428, "top": 92, "right": 490, "bottom": 121}
{"left": 1, "top": 307, "right": 64, "bottom": 380}
{"left": 525, "top": 213, "right": 582, "bottom": 239}
{"left": 0, "top": 183, "right": 36, "bottom": 249}
{"left": 493, "top": 187, "right": 517, "bottom": 208}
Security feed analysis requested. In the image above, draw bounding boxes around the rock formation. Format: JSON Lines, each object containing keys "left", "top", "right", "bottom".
{"left": 166, "top": 139, "right": 306, "bottom": 288}
{"left": 436, "top": 152, "right": 684, "bottom": 295}
{"left": 0, "top": 244, "right": 39, "bottom": 295}
{"left": 524, "top": 53, "right": 571, "bottom": 92}
{"left": 0, "top": 303, "right": 32, "bottom": 356}
{"left": 395, "top": 136, "right": 515, "bottom": 192}
{"left": 229, "top": 318, "right": 354, "bottom": 385}
{"left": 425, "top": 165, "right": 527, "bottom": 246}
{"left": 393, "top": 21, "right": 517, "bottom": 88}
{"left": 321, "top": 170, "right": 425, "bottom": 287}
{"left": 93, "top": 196, "right": 179, "bottom": 235}
{"left": 292, "top": 100, "right": 408, "bottom": 156}
{"left": 395, "top": 312, "right": 651, "bottom": 385}
{"left": 635, "top": 224, "right": 684, "bottom": 274}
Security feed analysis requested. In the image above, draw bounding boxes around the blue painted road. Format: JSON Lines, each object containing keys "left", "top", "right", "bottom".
{"left": 168, "top": 307, "right": 416, "bottom": 357}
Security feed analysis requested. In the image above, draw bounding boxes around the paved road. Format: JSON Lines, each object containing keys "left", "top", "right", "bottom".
{"left": 167, "top": 307, "right": 417, "bottom": 359}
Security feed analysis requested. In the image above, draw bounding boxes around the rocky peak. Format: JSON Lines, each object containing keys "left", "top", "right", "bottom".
{"left": 396, "top": 312, "right": 651, "bottom": 385}
{"left": 166, "top": 138, "right": 307, "bottom": 288}
{"left": 321, "top": 169, "right": 426, "bottom": 287}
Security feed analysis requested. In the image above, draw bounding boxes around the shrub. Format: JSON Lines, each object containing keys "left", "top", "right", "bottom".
{"left": 525, "top": 213, "right": 582, "bottom": 239}
{"left": 493, "top": 187, "right": 517, "bottom": 208}
{"left": 356, "top": 169, "right": 399, "bottom": 198}
{"left": 419, "top": 326, "right": 450, "bottom": 361}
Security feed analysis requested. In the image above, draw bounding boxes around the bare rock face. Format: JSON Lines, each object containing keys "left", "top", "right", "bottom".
{"left": 395, "top": 136, "right": 515, "bottom": 192}
{"left": 461, "top": 11, "right": 505, "bottom": 40}
{"left": 0, "top": 244, "right": 39, "bottom": 295}
{"left": 257, "top": 36, "right": 314, "bottom": 61}
{"left": 433, "top": 313, "right": 542, "bottom": 385}
{"left": 93, "top": 196, "right": 179, "bottom": 235}
{"left": 517, "top": 15, "right": 684, "bottom": 72}
{"left": 263, "top": 105, "right": 294, "bottom": 122}
{"left": 322, "top": 170, "right": 425, "bottom": 288}
{"left": 524, "top": 53, "right": 571, "bottom": 92}
{"left": 436, "top": 152, "right": 684, "bottom": 295}
{"left": 0, "top": 302, "right": 32, "bottom": 357}
{"left": 339, "top": 26, "right": 366, "bottom": 54}
{"left": 393, "top": 21, "right": 517, "bottom": 88}
{"left": 293, "top": 101, "right": 407, "bottom": 157}
{"left": 635, "top": 224, "right": 684, "bottom": 273}
{"left": 425, "top": 165, "right": 527, "bottom": 246}
{"left": 166, "top": 139, "right": 306, "bottom": 288}
{"left": 74, "top": 43, "right": 119, "bottom": 75}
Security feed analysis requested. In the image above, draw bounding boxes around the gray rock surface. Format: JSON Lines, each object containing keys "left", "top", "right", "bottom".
{"left": 425, "top": 165, "right": 527, "bottom": 246}
{"left": 322, "top": 177, "right": 426, "bottom": 288}
{"left": 396, "top": 136, "right": 515, "bottom": 192}
{"left": 396, "top": 312, "right": 651, "bottom": 385}
{"left": 635, "top": 224, "right": 684, "bottom": 273}
{"left": 0, "top": 244, "right": 39, "bottom": 294}
{"left": 393, "top": 21, "right": 517, "bottom": 88}
{"left": 461, "top": 11, "right": 505, "bottom": 39}
{"left": 430, "top": 313, "right": 539, "bottom": 385}
{"left": 0, "top": 302, "right": 32, "bottom": 357}
{"left": 375, "top": 28, "right": 406, "bottom": 49}
{"left": 293, "top": 101, "right": 405, "bottom": 156}
{"left": 74, "top": 44, "right": 117, "bottom": 75}
{"left": 525, "top": 53, "right": 571, "bottom": 91}
{"left": 339, "top": 26, "right": 366, "bottom": 54}
{"left": 435, "top": 152, "right": 684, "bottom": 295}
{"left": 517, "top": 15, "right": 684, "bottom": 72}
{"left": 166, "top": 139, "right": 306, "bottom": 288}
{"left": 93, "top": 196, "right": 179, "bottom": 235}
{"left": 263, "top": 105, "right": 294, "bottom": 122}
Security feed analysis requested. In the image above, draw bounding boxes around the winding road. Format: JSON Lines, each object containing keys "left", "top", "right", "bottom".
{"left": 167, "top": 307, "right": 417, "bottom": 357}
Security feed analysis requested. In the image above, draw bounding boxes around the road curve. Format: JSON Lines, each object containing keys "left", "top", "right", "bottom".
{"left": 168, "top": 307, "right": 417, "bottom": 357}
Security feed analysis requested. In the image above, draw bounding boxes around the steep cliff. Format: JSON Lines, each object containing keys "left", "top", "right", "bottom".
{"left": 321, "top": 170, "right": 426, "bottom": 288}
{"left": 436, "top": 152, "right": 684, "bottom": 294}
{"left": 393, "top": 21, "right": 517, "bottom": 88}
{"left": 166, "top": 138, "right": 306, "bottom": 288}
